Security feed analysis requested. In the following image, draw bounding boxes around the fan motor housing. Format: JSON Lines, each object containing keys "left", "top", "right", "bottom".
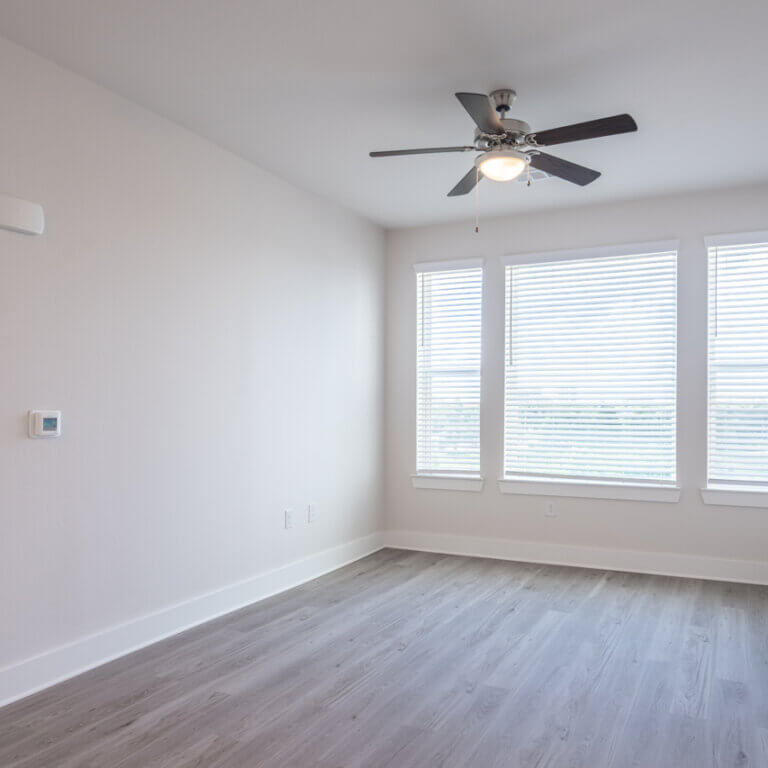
{"left": 474, "top": 118, "right": 531, "bottom": 148}
{"left": 500, "top": 118, "right": 531, "bottom": 136}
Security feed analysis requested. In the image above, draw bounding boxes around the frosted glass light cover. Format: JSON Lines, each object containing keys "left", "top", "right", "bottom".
{"left": 476, "top": 150, "right": 528, "bottom": 182}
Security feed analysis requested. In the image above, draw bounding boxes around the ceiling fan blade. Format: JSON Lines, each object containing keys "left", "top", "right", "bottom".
{"left": 527, "top": 114, "right": 637, "bottom": 146}
{"left": 455, "top": 93, "right": 504, "bottom": 135}
{"left": 370, "top": 146, "right": 474, "bottom": 157}
{"left": 528, "top": 152, "right": 601, "bottom": 186}
{"left": 447, "top": 167, "right": 483, "bottom": 197}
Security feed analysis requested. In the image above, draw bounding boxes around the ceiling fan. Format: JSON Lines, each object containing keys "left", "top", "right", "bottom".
{"left": 369, "top": 89, "right": 637, "bottom": 197}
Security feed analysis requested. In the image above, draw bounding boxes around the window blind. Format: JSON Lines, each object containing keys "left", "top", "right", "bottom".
{"left": 416, "top": 263, "right": 482, "bottom": 475}
{"left": 504, "top": 248, "right": 677, "bottom": 483}
{"left": 708, "top": 240, "right": 768, "bottom": 487}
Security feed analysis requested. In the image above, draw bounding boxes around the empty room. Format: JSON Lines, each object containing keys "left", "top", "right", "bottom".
{"left": 1, "top": 1, "right": 768, "bottom": 766}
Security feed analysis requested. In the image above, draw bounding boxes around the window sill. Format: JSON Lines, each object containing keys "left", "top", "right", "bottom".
{"left": 700, "top": 485, "right": 768, "bottom": 508}
{"left": 411, "top": 474, "right": 484, "bottom": 492}
{"left": 498, "top": 476, "right": 681, "bottom": 502}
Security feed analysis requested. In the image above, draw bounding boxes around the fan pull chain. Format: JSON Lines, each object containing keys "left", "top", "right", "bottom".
{"left": 474, "top": 167, "right": 480, "bottom": 233}
{"left": 526, "top": 163, "right": 531, "bottom": 187}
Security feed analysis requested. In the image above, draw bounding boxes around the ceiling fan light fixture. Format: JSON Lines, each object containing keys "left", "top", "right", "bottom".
{"left": 369, "top": 91, "right": 637, "bottom": 196}
{"left": 475, "top": 149, "right": 529, "bottom": 182}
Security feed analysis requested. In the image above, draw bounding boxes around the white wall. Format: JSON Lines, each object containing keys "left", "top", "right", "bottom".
{"left": 3, "top": 30, "right": 768, "bottom": 709}
{"left": 0, "top": 36, "right": 384, "bottom": 696}
{"left": 385, "top": 184, "right": 768, "bottom": 579}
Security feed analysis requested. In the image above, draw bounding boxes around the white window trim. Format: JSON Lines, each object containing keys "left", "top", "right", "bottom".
{"left": 413, "top": 257, "right": 484, "bottom": 273}
{"left": 704, "top": 230, "right": 768, "bottom": 248}
{"left": 412, "top": 474, "right": 484, "bottom": 492}
{"left": 499, "top": 476, "right": 681, "bottom": 502}
{"left": 700, "top": 485, "right": 768, "bottom": 508}
{"left": 705, "top": 232, "right": 768, "bottom": 492}
{"left": 500, "top": 239, "right": 680, "bottom": 267}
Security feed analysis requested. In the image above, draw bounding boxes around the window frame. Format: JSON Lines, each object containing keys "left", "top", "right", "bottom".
{"left": 412, "top": 258, "right": 484, "bottom": 491}
{"left": 498, "top": 240, "right": 681, "bottom": 502}
{"left": 702, "top": 231, "right": 768, "bottom": 508}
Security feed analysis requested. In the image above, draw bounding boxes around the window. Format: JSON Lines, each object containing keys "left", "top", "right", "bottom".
{"left": 707, "top": 236, "right": 768, "bottom": 490}
{"left": 502, "top": 244, "right": 678, "bottom": 492}
{"left": 415, "top": 260, "right": 482, "bottom": 482}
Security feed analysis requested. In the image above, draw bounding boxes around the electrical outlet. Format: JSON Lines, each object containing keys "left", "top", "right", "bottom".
{"left": 284, "top": 508, "right": 294, "bottom": 529}
{"left": 545, "top": 501, "right": 557, "bottom": 518}
{"left": 307, "top": 504, "right": 317, "bottom": 523}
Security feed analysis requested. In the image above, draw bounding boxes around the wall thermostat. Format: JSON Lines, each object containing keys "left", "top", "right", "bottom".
{"left": 28, "top": 410, "right": 62, "bottom": 438}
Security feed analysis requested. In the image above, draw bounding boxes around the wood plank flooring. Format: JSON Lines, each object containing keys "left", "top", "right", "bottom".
{"left": 1, "top": 548, "right": 767, "bottom": 767}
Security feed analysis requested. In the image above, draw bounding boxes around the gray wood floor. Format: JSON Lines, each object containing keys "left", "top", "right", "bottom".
{"left": 2, "top": 548, "right": 768, "bottom": 767}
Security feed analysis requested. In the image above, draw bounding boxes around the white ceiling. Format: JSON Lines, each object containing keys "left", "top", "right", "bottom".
{"left": 1, "top": 0, "right": 767, "bottom": 228}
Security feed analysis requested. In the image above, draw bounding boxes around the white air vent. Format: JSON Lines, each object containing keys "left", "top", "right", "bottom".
{"left": 0, "top": 195, "right": 45, "bottom": 235}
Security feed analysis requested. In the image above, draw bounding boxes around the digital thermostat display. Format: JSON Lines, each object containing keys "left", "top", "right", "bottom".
{"left": 29, "top": 410, "right": 62, "bottom": 438}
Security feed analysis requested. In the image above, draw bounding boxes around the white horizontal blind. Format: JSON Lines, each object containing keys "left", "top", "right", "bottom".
{"left": 708, "top": 240, "right": 768, "bottom": 486}
{"left": 504, "top": 249, "right": 677, "bottom": 483}
{"left": 416, "top": 265, "right": 482, "bottom": 475}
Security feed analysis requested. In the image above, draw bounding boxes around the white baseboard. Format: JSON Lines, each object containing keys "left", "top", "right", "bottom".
{"left": 0, "top": 532, "right": 384, "bottom": 709}
{"left": 383, "top": 529, "right": 768, "bottom": 586}
{"left": 5, "top": 528, "right": 765, "bottom": 709}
